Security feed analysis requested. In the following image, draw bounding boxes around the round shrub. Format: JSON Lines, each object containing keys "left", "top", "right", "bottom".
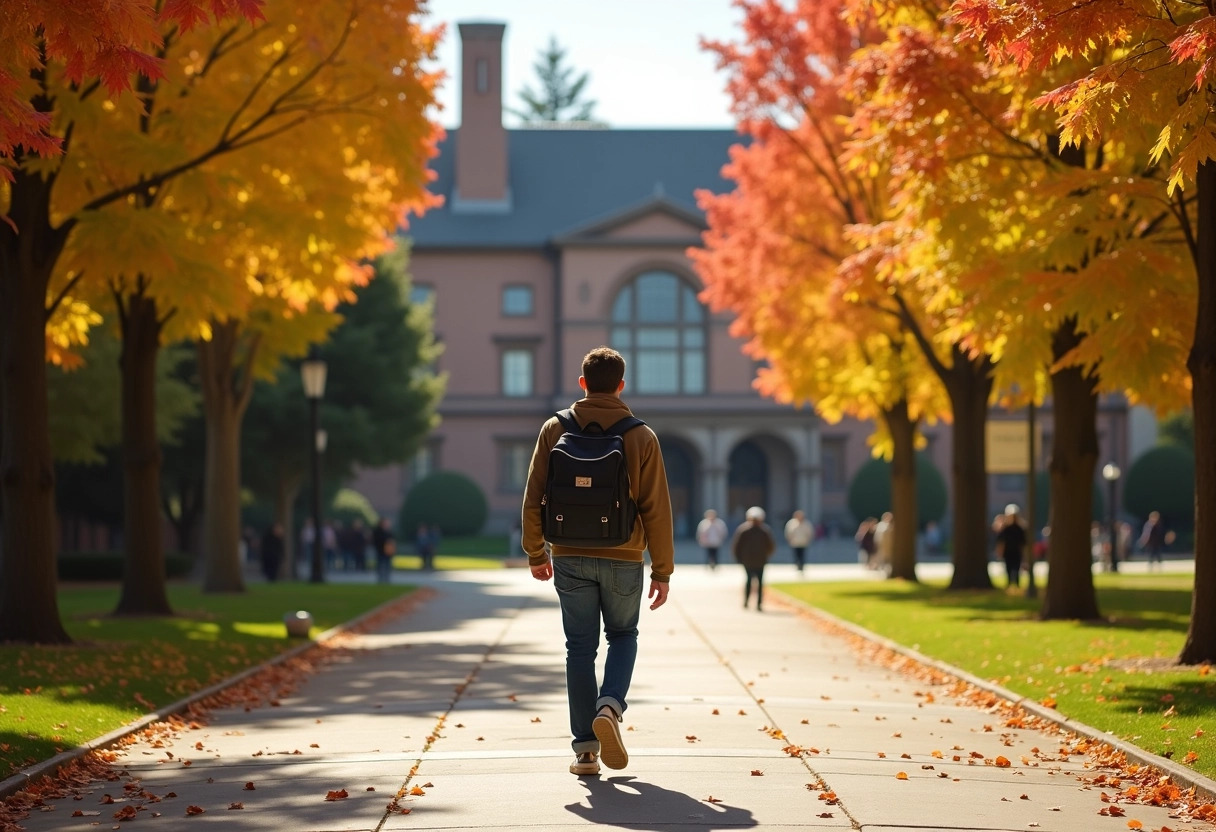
{"left": 846, "top": 453, "right": 947, "bottom": 528}
{"left": 331, "top": 488, "right": 379, "bottom": 526}
{"left": 1123, "top": 444, "right": 1195, "bottom": 528}
{"left": 400, "top": 470, "right": 488, "bottom": 538}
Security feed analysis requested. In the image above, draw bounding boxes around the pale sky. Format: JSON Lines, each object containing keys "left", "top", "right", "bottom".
{"left": 420, "top": 0, "right": 744, "bottom": 128}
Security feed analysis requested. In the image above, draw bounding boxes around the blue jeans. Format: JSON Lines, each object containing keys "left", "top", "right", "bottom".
{"left": 553, "top": 556, "right": 643, "bottom": 754}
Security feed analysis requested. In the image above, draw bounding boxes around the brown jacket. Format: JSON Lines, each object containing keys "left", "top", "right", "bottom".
{"left": 731, "top": 521, "right": 775, "bottom": 569}
{"left": 522, "top": 393, "right": 674, "bottom": 582}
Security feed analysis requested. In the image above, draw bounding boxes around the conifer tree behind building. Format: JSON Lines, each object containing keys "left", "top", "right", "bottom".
{"left": 512, "top": 36, "right": 598, "bottom": 123}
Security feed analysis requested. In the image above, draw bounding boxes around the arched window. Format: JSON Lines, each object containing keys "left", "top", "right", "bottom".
{"left": 609, "top": 271, "right": 706, "bottom": 394}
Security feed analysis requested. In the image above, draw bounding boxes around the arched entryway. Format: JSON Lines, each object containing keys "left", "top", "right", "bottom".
{"left": 728, "top": 441, "right": 768, "bottom": 524}
{"left": 659, "top": 436, "right": 699, "bottom": 538}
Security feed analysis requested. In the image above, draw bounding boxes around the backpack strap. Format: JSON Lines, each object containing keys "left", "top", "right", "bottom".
{"left": 604, "top": 416, "right": 646, "bottom": 437}
{"left": 555, "top": 410, "right": 644, "bottom": 437}
{"left": 555, "top": 409, "right": 582, "bottom": 434}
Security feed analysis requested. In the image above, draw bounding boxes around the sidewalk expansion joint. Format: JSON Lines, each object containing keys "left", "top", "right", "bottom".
{"left": 671, "top": 594, "right": 865, "bottom": 831}
{"left": 375, "top": 590, "right": 536, "bottom": 829}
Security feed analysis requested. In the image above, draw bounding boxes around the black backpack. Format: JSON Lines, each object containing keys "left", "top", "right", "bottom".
{"left": 542, "top": 409, "right": 645, "bottom": 547}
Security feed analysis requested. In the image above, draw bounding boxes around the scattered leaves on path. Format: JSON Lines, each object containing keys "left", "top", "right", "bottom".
{"left": 324, "top": 789, "right": 349, "bottom": 801}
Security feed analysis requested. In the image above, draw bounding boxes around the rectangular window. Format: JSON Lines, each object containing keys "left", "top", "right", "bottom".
{"left": 499, "top": 442, "right": 532, "bottom": 491}
{"left": 476, "top": 58, "right": 489, "bottom": 93}
{"left": 821, "top": 437, "right": 847, "bottom": 492}
{"left": 502, "top": 349, "right": 533, "bottom": 397}
{"left": 636, "top": 351, "right": 679, "bottom": 393}
{"left": 682, "top": 352, "right": 705, "bottom": 394}
{"left": 502, "top": 285, "right": 534, "bottom": 317}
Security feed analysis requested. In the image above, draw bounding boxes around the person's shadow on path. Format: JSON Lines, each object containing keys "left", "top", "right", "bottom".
{"left": 566, "top": 775, "right": 757, "bottom": 830}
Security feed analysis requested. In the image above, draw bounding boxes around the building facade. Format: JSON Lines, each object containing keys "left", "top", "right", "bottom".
{"left": 352, "top": 21, "right": 1140, "bottom": 538}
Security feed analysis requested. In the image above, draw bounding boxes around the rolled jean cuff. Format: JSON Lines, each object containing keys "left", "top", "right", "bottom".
{"left": 573, "top": 738, "right": 600, "bottom": 755}
{"left": 596, "top": 695, "right": 624, "bottom": 719}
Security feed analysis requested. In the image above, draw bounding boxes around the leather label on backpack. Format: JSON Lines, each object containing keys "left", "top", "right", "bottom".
{"left": 575, "top": 477, "right": 592, "bottom": 487}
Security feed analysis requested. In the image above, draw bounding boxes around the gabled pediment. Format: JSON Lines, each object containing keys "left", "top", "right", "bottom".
{"left": 553, "top": 196, "right": 706, "bottom": 247}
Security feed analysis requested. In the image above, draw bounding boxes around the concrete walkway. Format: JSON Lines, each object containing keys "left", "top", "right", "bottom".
{"left": 13, "top": 562, "right": 1206, "bottom": 832}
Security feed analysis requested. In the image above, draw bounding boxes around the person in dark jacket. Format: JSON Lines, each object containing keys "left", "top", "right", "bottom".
{"left": 732, "top": 507, "right": 776, "bottom": 612}
{"left": 372, "top": 518, "right": 396, "bottom": 584}
{"left": 260, "top": 522, "right": 285, "bottom": 582}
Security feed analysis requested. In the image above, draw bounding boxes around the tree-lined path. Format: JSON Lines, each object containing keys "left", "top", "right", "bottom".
{"left": 9, "top": 567, "right": 1210, "bottom": 831}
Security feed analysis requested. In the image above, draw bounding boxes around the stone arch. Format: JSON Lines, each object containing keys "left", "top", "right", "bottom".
{"left": 726, "top": 433, "right": 798, "bottom": 527}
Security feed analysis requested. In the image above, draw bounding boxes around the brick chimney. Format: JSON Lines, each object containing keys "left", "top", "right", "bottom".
{"left": 454, "top": 22, "right": 510, "bottom": 212}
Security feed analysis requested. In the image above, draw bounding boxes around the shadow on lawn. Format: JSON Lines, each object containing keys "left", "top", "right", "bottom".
{"left": 823, "top": 583, "right": 1192, "bottom": 633}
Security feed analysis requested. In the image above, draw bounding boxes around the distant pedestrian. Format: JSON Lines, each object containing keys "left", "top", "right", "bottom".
{"left": 995, "top": 504, "right": 1027, "bottom": 590}
{"left": 323, "top": 521, "right": 339, "bottom": 570}
{"left": 416, "top": 523, "right": 438, "bottom": 570}
{"left": 856, "top": 517, "right": 878, "bottom": 567}
{"left": 696, "top": 509, "right": 729, "bottom": 570}
{"left": 1138, "top": 511, "right": 1174, "bottom": 568}
{"left": 784, "top": 510, "right": 814, "bottom": 573}
{"left": 372, "top": 518, "right": 396, "bottom": 583}
{"left": 923, "top": 521, "right": 943, "bottom": 555}
{"left": 873, "top": 512, "right": 895, "bottom": 573}
{"left": 732, "top": 507, "right": 775, "bottom": 612}
{"left": 343, "top": 518, "right": 368, "bottom": 571}
{"left": 260, "top": 522, "right": 285, "bottom": 582}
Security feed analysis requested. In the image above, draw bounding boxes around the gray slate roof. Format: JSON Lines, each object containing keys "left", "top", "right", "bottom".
{"left": 404, "top": 128, "right": 743, "bottom": 248}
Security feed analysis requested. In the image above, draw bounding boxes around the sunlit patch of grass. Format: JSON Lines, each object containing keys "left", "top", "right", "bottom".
{"left": 0, "top": 582, "right": 412, "bottom": 777}
{"left": 777, "top": 570, "right": 1216, "bottom": 777}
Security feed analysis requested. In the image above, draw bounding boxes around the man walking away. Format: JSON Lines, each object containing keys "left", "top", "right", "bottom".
{"left": 995, "top": 503, "right": 1027, "bottom": 590}
{"left": 784, "top": 509, "right": 814, "bottom": 573}
{"left": 696, "top": 509, "right": 728, "bottom": 570}
{"left": 733, "top": 507, "right": 775, "bottom": 611}
{"left": 522, "top": 347, "right": 674, "bottom": 778}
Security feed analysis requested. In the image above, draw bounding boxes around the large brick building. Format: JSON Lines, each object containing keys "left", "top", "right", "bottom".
{"left": 352, "top": 21, "right": 1146, "bottom": 538}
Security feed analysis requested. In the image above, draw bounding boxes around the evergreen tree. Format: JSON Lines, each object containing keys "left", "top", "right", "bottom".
{"left": 240, "top": 246, "right": 446, "bottom": 573}
{"left": 512, "top": 36, "right": 598, "bottom": 123}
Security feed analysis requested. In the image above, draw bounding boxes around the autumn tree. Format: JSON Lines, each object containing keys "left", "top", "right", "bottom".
{"left": 954, "top": 0, "right": 1215, "bottom": 655}
{"left": 511, "top": 36, "right": 597, "bottom": 123}
{"left": 694, "top": 0, "right": 952, "bottom": 580}
{"left": 841, "top": 0, "right": 1195, "bottom": 609}
{"left": 0, "top": 0, "right": 263, "bottom": 643}
{"left": 0, "top": 0, "right": 438, "bottom": 639}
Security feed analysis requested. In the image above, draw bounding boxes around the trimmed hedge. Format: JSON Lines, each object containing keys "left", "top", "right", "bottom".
{"left": 1123, "top": 444, "right": 1195, "bottom": 528}
{"left": 846, "top": 452, "right": 948, "bottom": 528}
{"left": 58, "top": 551, "right": 194, "bottom": 581}
{"left": 400, "top": 470, "right": 488, "bottom": 538}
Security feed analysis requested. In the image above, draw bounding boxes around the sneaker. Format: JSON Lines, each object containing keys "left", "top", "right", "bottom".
{"left": 570, "top": 751, "right": 600, "bottom": 775}
{"left": 593, "top": 707, "right": 629, "bottom": 770}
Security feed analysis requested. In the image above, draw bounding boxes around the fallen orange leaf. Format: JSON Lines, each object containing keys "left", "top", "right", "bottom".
{"left": 228, "top": 802, "right": 244, "bottom": 810}
{"left": 1126, "top": 821, "right": 1143, "bottom": 830}
{"left": 185, "top": 805, "right": 205, "bottom": 816}
{"left": 325, "top": 789, "right": 349, "bottom": 801}
{"left": 994, "top": 756, "right": 1011, "bottom": 768}
{"left": 750, "top": 769, "right": 764, "bottom": 776}
{"left": 896, "top": 772, "right": 908, "bottom": 780}
{"left": 705, "top": 796, "right": 722, "bottom": 804}
{"left": 243, "top": 782, "right": 255, "bottom": 790}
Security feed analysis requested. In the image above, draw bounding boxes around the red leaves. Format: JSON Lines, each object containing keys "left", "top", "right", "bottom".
{"left": 185, "top": 804, "right": 205, "bottom": 815}
{"left": 324, "top": 789, "right": 349, "bottom": 802}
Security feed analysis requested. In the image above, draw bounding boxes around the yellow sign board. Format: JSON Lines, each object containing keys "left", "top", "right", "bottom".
{"left": 986, "top": 421, "right": 1037, "bottom": 474}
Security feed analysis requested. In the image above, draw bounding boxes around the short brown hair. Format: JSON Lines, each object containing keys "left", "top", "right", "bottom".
{"left": 581, "top": 346, "right": 626, "bottom": 393}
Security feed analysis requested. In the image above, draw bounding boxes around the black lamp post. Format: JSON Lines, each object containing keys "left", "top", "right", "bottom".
{"left": 301, "top": 348, "right": 328, "bottom": 583}
{"left": 1102, "top": 462, "right": 1121, "bottom": 573}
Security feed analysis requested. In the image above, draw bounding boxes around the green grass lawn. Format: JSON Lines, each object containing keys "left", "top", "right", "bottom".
{"left": 777, "top": 572, "right": 1216, "bottom": 778}
{"left": 0, "top": 582, "right": 412, "bottom": 778}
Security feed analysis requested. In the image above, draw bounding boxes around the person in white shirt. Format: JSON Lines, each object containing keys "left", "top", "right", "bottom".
{"left": 784, "top": 510, "right": 815, "bottom": 572}
{"left": 696, "top": 509, "right": 729, "bottom": 570}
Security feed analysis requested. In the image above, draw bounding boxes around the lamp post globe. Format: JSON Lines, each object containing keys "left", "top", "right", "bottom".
{"left": 301, "top": 348, "right": 328, "bottom": 583}
{"left": 1102, "top": 462, "right": 1122, "bottom": 572}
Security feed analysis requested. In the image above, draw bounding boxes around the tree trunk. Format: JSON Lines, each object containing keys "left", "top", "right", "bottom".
{"left": 884, "top": 400, "right": 919, "bottom": 581}
{"left": 1181, "top": 160, "right": 1216, "bottom": 664}
{"left": 0, "top": 168, "right": 71, "bottom": 643}
{"left": 946, "top": 347, "right": 996, "bottom": 590}
{"left": 114, "top": 290, "right": 173, "bottom": 616}
{"left": 1040, "top": 317, "right": 1101, "bottom": 620}
{"left": 198, "top": 322, "right": 260, "bottom": 593}
{"left": 275, "top": 475, "right": 302, "bottom": 580}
